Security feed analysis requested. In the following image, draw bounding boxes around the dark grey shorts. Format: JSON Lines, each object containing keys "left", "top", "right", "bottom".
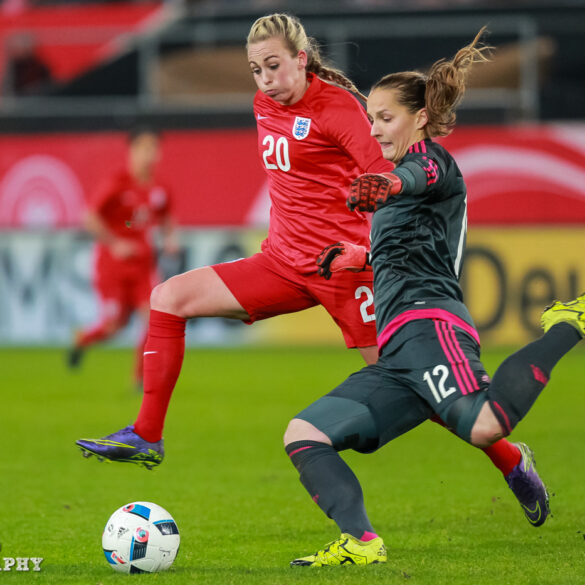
{"left": 294, "top": 319, "right": 490, "bottom": 452}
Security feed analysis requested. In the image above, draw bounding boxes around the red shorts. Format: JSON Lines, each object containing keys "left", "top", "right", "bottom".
{"left": 95, "top": 261, "right": 157, "bottom": 321}
{"left": 212, "top": 251, "right": 377, "bottom": 348}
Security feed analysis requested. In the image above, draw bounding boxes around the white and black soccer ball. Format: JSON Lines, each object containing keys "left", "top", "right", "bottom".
{"left": 102, "top": 501, "right": 180, "bottom": 574}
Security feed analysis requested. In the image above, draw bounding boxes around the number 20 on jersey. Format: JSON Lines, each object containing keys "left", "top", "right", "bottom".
{"left": 262, "top": 135, "right": 291, "bottom": 172}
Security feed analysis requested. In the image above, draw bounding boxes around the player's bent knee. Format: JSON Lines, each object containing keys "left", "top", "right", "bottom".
{"left": 283, "top": 418, "right": 332, "bottom": 447}
{"left": 469, "top": 403, "right": 506, "bottom": 448}
{"left": 150, "top": 280, "right": 170, "bottom": 311}
{"left": 150, "top": 277, "right": 186, "bottom": 315}
{"left": 469, "top": 425, "right": 504, "bottom": 448}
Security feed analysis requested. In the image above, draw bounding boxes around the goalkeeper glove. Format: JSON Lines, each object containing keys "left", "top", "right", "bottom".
{"left": 347, "top": 172, "right": 402, "bottom": 212}
{"left": 316, "top": 241, "right": 369, "bottom": 280}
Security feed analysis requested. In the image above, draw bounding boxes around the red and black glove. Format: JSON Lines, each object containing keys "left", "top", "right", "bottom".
{"left": 347, "top": 172, "right": 402, "bottom": 212}
{"left": 316, "top": 241, "right": 369, "bottom": 280}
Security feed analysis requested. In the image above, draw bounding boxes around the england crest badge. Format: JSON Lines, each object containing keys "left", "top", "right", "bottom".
{"left": 292, "top": 116, "right": 311, "bottom": 140}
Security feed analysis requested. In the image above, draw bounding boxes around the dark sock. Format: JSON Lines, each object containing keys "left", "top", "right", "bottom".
{"left": 286, "top": 441, "right": 375, "bottom": 538}
{"left": 488, "top": 323, "right": 582, "bottom": 433}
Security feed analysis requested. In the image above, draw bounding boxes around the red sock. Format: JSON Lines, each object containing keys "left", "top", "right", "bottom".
{"left": 134, "top": 310, "right": 186, "bottom": 442}
{"left": 482, "top": 439, "right": 521, "bottom": 476}
{"left": 76, "top": 324, "right": 111, "bottom": 347}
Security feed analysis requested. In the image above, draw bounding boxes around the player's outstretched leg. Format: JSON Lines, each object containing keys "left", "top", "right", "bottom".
{"left": 286, "top": 437, "right": 386, "bottom": 567}
{"left": 75, "top": 308, "right": 186, "bottom": 467}
{"left": 291, "top": 533, "right": 387, "bottom": 567}
{"left": 541, "top": 292, "right": 585, "bottom": 336}
{"left": 484, "top": 297, "right": 583, "bottom": 437}
{"left": 504, "top": 442, "right": 550, "bottom": 527}
{"left": 464, "top": 294, "right": 584, "bottom": 526}
{"left": 76, "top": 425, "right": 164, "bottom": 470}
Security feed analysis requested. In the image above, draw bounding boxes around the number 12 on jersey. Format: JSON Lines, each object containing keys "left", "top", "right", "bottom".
{"left": 423, "top": 364, "right": 457, "bottom": 403}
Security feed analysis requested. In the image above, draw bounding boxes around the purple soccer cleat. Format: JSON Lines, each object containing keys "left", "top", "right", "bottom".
{"left": 505, "top": 442, "right": 550, "bottom": 527}
{"left": 76, "top": 425, "right": 164, "bottom": 470}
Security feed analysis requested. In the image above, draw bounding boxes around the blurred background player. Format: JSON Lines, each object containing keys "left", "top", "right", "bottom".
{"left": 283, "top": 30, "right": 581, "bottom": 566}
{"left": 76, "top": 15, "right": 544, "bottom": 518}
{"left": 67, "top": 127, "right": 179, "bottom": 388}
{"left": 2, "top": 32, "right": 54, "bottom": 97}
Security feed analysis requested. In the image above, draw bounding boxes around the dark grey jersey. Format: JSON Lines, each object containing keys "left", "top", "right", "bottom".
{"left": 371, "top": 138, "right": 476, "bottom": 340}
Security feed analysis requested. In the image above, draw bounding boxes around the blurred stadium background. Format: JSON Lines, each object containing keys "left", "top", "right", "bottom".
{"left": 1, "top": 0, "right": 585, "bottom": 350}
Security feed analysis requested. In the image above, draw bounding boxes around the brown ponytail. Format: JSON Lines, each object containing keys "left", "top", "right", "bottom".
{"left": 247, "top": 13, "right": 366, "bottom": 101}
{"left": 425, "top": 27, "right": 492, "bottom": 136}
{"left": 371, "top": 27, "right": 492, "bottom": 137}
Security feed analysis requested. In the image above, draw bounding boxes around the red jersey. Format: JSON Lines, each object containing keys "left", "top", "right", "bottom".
{"left": 90, "top": 169, "right": 172, "bottom": 269}
{"left": 254, "top": 73, "right": 393, "bottom": 273}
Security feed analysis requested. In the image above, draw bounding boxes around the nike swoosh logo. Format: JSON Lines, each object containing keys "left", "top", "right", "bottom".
{"left": 143, "top": 351, "right": 158, "bottom": 355}
{"left": 257, "top": 114, "right": 268, "bottom": 120}
{"left": 522, "top": 501, "right": 542, "bottom": 523}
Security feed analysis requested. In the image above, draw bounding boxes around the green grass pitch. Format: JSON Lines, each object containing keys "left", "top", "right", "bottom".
{"left": 2, "top": 345, "right": 585, "bottom": 584}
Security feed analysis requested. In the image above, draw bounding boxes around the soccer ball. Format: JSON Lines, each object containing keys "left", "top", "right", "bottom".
{"left": 102, "top": 501, "right": 180, "bottom": 574}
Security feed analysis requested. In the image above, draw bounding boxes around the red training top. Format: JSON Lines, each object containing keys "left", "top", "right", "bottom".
{"left": 89, "top": 168, "right": 172, "bottom": 270}
{"left": 254, "top": 73, "right": 394, "bottom": 274}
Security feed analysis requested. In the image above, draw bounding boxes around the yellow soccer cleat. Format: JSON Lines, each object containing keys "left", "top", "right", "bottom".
{"left": 541, "top": 293, "right": 585, "bottom": 337}
{"left": 290, "top": 533, "right": 387, "bottom": 567}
